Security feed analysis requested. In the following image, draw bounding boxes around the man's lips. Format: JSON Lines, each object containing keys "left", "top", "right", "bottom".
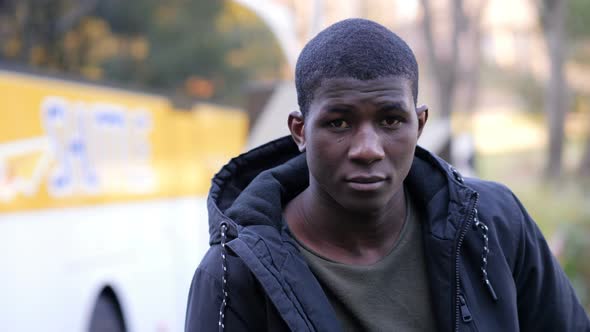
{"left": 346, "top": 174, "right": 387, "bottom": 183}
{"left": 345, "top": 175, "right": 387, "bottom": 191}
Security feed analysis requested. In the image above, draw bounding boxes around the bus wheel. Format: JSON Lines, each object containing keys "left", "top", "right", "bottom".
{"left": 88, "top": 293, "right": 126, "bottom": 332}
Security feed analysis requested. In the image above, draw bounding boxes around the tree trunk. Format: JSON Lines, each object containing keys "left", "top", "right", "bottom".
{"left": 579, "top": 119, "right": 590, "bottom": 177}
{"left": 543, "top": 0, "right": 568, "bottom": 180}
{"left": 437, "top": 68, "right": 455, "bottom": 161}
{"left": 420, "top": 0, "right": 464, "bottom": 162}
{"left": 464, "top": 0, "right": 487, "bottom": 111}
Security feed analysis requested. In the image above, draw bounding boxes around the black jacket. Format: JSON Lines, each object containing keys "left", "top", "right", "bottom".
{"left": 185, "top": 136, "right": 590, "bottom": 332}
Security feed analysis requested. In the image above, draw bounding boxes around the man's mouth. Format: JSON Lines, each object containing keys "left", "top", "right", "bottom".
{"left": 345, "top": 175, "right": 387, "bottom": 191}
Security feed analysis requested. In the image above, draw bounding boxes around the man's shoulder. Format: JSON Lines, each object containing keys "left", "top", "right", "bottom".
{"left": 195, "top": 245, "right": 224, "bottom": 281}
{"left": 464, "top": 177, "right": 521, "bottom": 213}
{"left": 463, "top": 177, "right": 528, "bottom": 234}
{"left": 187, "top": 246, "right": 274, "bottom": 331}
{"left": 464, "top": 177, "right": 513, "bottom": 199}
{"left": 195, "top": 244, "right": 263, "bottom": 297}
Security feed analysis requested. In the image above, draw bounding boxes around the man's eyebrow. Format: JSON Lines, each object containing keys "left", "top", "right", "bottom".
{"left": 377, "top": 102, "right": 408, "bottom": 112}
{"left": 322, "top": 104, "right": 354, "bottom": 114}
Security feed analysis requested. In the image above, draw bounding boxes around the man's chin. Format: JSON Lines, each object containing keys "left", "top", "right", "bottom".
{"left": 338, "top": 198, "right": 391, "bottom": 216}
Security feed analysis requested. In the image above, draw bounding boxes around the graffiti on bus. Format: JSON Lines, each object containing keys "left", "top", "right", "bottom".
{"left": 0, "top": 96, "right": 156, "bottom": 202}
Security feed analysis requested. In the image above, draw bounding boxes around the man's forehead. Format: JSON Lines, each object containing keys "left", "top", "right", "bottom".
{"left": 316, "top": 76, "right": 410, "bottom": 93}
{"left": 312, "top": 76, "right": 413, "bottom": 102}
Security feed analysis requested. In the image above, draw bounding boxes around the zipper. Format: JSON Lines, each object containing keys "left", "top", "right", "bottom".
{"left": 454, "top": 192, "right": 479, "bottom": 332}
{"left": 458, "top": 293, "right": 473, "bottom": 322}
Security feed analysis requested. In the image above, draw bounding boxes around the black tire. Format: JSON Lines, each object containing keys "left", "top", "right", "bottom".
{"left": 88, "top": 295, "right": 126, "bottom": 332}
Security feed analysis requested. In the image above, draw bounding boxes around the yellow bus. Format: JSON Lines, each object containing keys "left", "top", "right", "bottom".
{"left": 0, "top": 69, "right": 248, "bottom": 332}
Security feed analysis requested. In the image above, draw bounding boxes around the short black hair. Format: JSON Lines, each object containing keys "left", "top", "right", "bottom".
{"left": 295, "top": 18, "right": 419, "bottom": 116}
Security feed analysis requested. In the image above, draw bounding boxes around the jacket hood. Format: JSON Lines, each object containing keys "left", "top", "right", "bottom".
{"left": 205, "top": 135, "right": 502, "bottom": 331}
{"left": 206, "top": 135, "right": 474, "bottom": 245}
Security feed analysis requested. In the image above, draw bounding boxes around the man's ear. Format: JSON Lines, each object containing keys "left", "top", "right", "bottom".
{"left": 288, "top": 110, "right": 306, "bottom": 152}
{"left": 416, "top": 104, "right": 428, "bottom": 139}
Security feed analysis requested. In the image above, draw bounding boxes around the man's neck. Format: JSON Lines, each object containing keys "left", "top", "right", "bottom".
{"left": 284, "top": 186, "right": 407, "bottom": 265}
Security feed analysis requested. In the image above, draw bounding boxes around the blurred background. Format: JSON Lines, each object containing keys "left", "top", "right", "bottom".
{"left": 0, "top": 0, "right": 589, "bottom": 331}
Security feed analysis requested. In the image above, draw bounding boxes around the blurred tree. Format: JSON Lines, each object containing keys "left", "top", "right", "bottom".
{"left": 567, "top": 0, "right": 590, "bottom": 41}
{"left": 420, "top": 0, "right": 461, "bottom": 161}
{"left": 533, "top": 0, "right": 590, "bottom": 179}
{"left": 95, "top": 1, "right": 227, "bottom": 92}
{"left": 566, "top": 0, "right": 590, "bottom": 177}
{"left": 581, "top": 129, "right": 590, "bottom": 177}
{"left": 420, "top": 0, "right": 487, "bottom": 162}
{"left": 463, "top": 1, "right": 488, "bottom": 112}
{"left": 92, "top": 0, "right": 284, "bottom": 104}
{"left": 0, "top": 0, "right": 285, "bottom": 106}
{"left": 0, "top": 0, "right": 101, "bottom": 70}
{"left": 536, "top": 0, "right": 569, "bottom": 180}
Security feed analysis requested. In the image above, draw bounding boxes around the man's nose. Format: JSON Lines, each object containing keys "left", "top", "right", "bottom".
{"left": 348, "top": 124, "right": 385, "bottom": 164}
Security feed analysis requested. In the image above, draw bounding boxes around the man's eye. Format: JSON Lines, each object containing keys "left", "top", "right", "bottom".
{"left": 380, "top": 118, "right": 402, "bottom": 128}
{"left": 328, "top": 119, "right": 349, "bottom": 129}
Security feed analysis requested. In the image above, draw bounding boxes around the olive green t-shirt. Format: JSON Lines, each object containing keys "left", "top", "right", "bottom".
{"left": 295, "top": 192, "right": 437, "bottom": 331}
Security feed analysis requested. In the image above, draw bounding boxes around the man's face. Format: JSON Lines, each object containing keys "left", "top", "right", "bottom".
{"left": 290, "top": 76, "right": 427, "bottom": 214}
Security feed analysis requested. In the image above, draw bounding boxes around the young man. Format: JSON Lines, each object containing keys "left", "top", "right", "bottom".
{"left": 185, "top": 18, "right": 590, "bottom": 331}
